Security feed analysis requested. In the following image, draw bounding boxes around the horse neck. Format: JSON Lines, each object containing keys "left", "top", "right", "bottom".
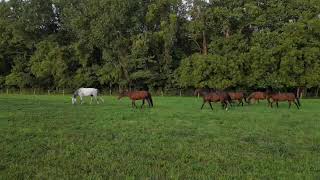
{"left": 73, "top": 91, "right": 78, "bottom": 98}
{"left": 121, "top": 91, "right": 131, "bottom": 98}
{"left": 199, "top": 91, "right": 208, "bottom": 97}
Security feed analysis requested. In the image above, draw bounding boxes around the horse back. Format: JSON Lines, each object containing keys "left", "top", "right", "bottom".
{"left": 228, "top": 92, "right": 244, "bottom": 100}
{"left": 270, "top": 93, "right": 295, "bottom": 101}
{"left": 78, "top": 88, "right": 98, "bottom": 96}
{"left": 129, "top": 91, "right": 150, "bottom": 100}
{"left": 204, "top": 92, "right": 220, "bottom": 102}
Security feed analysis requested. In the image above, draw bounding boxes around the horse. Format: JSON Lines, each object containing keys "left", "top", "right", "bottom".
{"left": 194, "top": 89, "right": 232, "bottom": 110}
{"left": 268, "top": 92, "right": 301, "bottom": 109}
{"left": 247, "top": 91, "right": 269, "bottom": 104}
{"left": 228, "top": 92, "right": 247, "bottom": 106}
{"left": 72, "top": 88, "right": 104, "bottom": 104}
{"left": 118, "top": 90, "right": 153, "bottom": 108}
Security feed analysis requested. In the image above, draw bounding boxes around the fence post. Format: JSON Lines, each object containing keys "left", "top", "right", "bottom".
{"left": 179, "top": 89, "right": 182, "bottom": 96}
{"left": 6, "top": 88, "right": 8, "bottom": 95}
{"left": 48, "top": 90, "right": 50, "bottom": 95}
{"left": 33, "top": 89, "right": 36, "bottom": 95}
{"left": 161, "top": 90, "right": 164, "bottom": 97}
{"left": 109, "top": 83, "right": 112, "bottom": 96}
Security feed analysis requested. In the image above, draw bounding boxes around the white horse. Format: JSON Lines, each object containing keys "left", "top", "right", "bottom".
{"left": 72, "top": 88, "right": 104, "bottom": 104}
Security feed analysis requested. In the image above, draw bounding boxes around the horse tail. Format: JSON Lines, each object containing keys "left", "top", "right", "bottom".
{"left": 96, "top": 89, "right": 104, "bottom": 103}
{"left": 226, "top": 93, "right": 233, "bottom": 106}
{"left": 148, "top": 92, "right": 153, "bottom": 107}
{"left": 294, "top": 89, "right": 301, "bottom": 107}
{"left": 246, "top": 93, "right": 252, "bottom": 104}
{"left": 243, "top": 93, "right": 249, "bottom": 103}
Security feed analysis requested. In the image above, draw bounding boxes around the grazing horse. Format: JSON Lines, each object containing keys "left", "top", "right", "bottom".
{"left": 247, "top": 91, "right": 269, "bottom": 104}
{"left": 72, "top": 88, "right": 104, "bottom": 104}
{"left": 228, "top": 92, "right": 247, "bottom": 106}
{"left": 268, "top": 92, "right": 301, "bottom": 109}
{"left": 118, "top": 90, "right": 153, "bottom": 108}
{"left": 194, "top": 89, "right": 232, "bottom": 110}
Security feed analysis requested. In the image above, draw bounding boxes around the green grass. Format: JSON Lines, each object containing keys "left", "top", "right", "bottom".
{"left": 0, "top": 95, "right": 319, "bottom": 179}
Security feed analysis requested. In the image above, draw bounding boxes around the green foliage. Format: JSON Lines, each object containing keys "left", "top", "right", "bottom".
{"left": 0, "top": 0, "right": 319, "bottom": 91}
{"left": 177, "top": 53, "right": 241, "bottom": 89}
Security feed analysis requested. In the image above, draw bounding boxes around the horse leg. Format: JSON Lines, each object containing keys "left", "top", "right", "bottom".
{"left": 201, "top": 101, "right": 206, "bottom": 109}
{"left": 221, "top": 102, "right": 225, "bottom": 110}
{"left": 95, "top": 96, "right": 99, "bottom": 104}
{"left": 133, "top": 101, "right": 137, "bottom": 108}
{"left": 141, "top": 99, "right": 145, "bottom": 108}
{"left": 80, "top": 96, "right": 84, "bottom": 104}
{"left": 225, "top": 102, "right": 229, "bottom": 110}
{"left": 132, "top": 101, "right": 137, "bottom": 108}
{"left": 270, "top": 101, "right": 273, "bottom": 108}
{"left": 147, "top": 98, "right": 152, "bottom": 107}
{"left": 276, "top": 101, "right": 279, "bottom": 108}
{"left": 209, "top": 102, "right": 213, "bottom": 110}
{"left": 90, "top": 96, "right": 93, "bottom": 104}
{"left": 288, "top": 101, "right": 291, "bottom": 109}
{"left": 294, "top": 101, "right": 300, "bottom": 109}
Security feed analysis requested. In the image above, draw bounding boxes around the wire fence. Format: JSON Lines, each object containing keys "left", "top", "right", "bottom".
{"left": 0, "top": 88, "right": 196, "bottom": 97}
{"left": 0, "top": 87, "right": 319, "bottom": 98}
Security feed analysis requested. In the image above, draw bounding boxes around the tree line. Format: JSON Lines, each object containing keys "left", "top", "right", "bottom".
{"left": 0, "top": 0, "right": 320, "bottom": 95}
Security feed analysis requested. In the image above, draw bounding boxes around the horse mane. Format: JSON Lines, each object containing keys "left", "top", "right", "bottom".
{"left": 73, "top": 89, "right": 79, "bottom": 98}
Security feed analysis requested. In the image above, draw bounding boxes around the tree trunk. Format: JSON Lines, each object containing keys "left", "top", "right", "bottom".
{"left": 202, "top": 31, "right": 208, "bottom": 55}
{"left": 316, "top": 86, "right": 320, "bottom": 97}
{"left": 224, "top": 28, "right": 230, "bottom": 38}
{"left": 109, "top": 82, "right": 112, "bottom": 96}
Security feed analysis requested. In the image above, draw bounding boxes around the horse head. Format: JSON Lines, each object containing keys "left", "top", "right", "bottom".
{"left": 71, "top": 91, "right": 78, "bottom": 104}
{"left": 118, "top": 90, "right": 128, "bottom": 99}
{"left": 194, "top": 88, "right": 209, "bottom": 97}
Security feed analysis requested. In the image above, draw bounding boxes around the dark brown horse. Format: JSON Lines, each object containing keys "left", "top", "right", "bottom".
{"left": 228, "top": 92, "right": 247, "bottom": 106}
{"left": 268, "top": 92, "right": 301, "bottom": 109}
{"left": 194, "top": 89, "right": 232, "bottom": 110}
{"left": 118, "top": 90, "right": 153, "bottom": 108}
{"left": 247, "top": 92, "right": 269, "bottom": 104}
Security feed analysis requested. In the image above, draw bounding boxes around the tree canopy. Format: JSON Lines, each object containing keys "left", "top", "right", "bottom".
{"left": 0, "top": 0, "right": 319, "bottom": 92}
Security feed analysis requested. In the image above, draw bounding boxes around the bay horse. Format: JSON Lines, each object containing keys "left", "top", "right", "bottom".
{"left": 247, "top": 91, "right": 269, "bottom": 104}
{"left": 72, "top": 88, "right": 104, "bottom": 104}
{"left": 268, "top": 92, "right": 301, "bottom": 109}
{"left": 228, "top": 92, "right": 247, "bottom": 106}
{"left": 118, "top": 90, "right": 153, "bottom": 108}
{"left": 194, "top": 89, "right": 232, "bottom": 110}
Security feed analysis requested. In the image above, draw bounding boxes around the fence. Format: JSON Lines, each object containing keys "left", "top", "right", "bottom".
{"left": 0, "top": 87, "right": 319, "bottom": 98}
{"left": 0, "top": 88, "right": 195, "bottom": 97}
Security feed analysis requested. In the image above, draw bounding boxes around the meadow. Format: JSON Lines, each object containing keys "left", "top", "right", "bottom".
{"left": 0, "top": 95, "right": 319, "bottom": 179}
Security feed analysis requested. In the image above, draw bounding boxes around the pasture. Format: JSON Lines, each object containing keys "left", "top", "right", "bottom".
{"left": 0, "top": 95, "right": 319, "bottom": 179}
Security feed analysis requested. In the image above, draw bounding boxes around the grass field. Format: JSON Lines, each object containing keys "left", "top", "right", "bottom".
{"left": 0, "top": 95, "right": 319, "bottom": 179}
